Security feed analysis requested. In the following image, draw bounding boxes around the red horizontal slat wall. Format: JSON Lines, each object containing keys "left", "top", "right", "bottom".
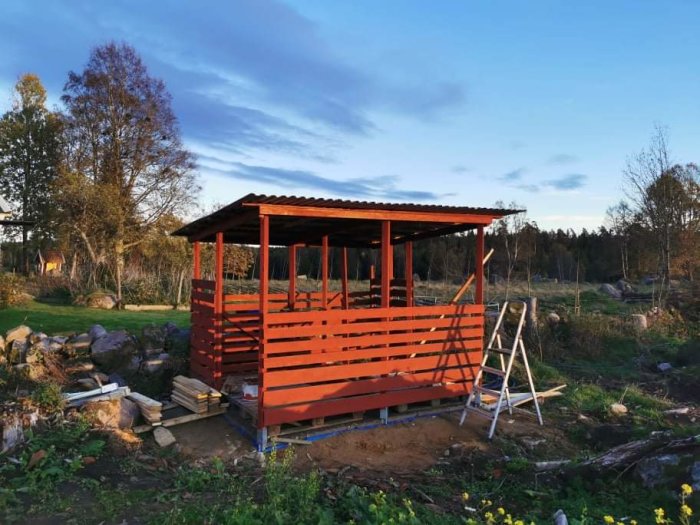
{"left": 190, "top": 280, "right": 217, "bottom": 384}
{"left": 260, "top": 303, "right": 484, "bottom": 426}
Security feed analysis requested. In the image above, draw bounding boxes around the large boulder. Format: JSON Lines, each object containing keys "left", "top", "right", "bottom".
{"left": 164, "top": 327, "right": 190, "bottom": 358}
{"left": 599, "top": 283, "right": 622, "bottom": 299}
{"left": 90, "top": 330, "right": 139, "bottom": 371}
{"left": 86, "top": 293, "right": 117, "bottom": 310}
{"left": 88, "top": 324, "right": 108, "bottom": 342}
{"left": 82, "top": 398, "right": 140, "bottom": 429}
{"left": 6, "top": 325, "right": 31, "bottom": 345}
{"left": 140, "top": 324, "right": 167, "bottom": 356}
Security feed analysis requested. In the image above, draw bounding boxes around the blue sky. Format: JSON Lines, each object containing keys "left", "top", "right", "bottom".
{"left": 1, "top": 1, "right": 698, "bottom": 230}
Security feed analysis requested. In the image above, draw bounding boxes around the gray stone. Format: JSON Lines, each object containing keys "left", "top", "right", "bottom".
{"left": 657, "top": 362, "right": 673, "bottom": 372}
{"left": 599, "top": 284, "right": 622, "bottom": 299}
{"left": 29, "top": 332, "right": 47, "bottom": 345}
{"left": 6, "top": 325, "right": 31, "bottom": 345}
{"left": 153, "top": 427, "right": 176, "bottom": 447}
{"left": 88, "top": 324, "right": 107, "bottom": 342}
{"left": 8, "top": 339, "right": 29, "bottom": 364}
{"left": 119, "top": 398, "right": 140, "bottom": 429}
{"left": 610, "top": 403, "right": 628, "bottom": 416}
{"left": 141, "top": 324, "right": 167, "bottom": 356}
{"left": 616, "top": 279, "right": 634, "bottom": 293}
{"left": 86, "top": 293, "right": 117, "bottom": 310}
{"left": 90, "top": 330, "right": 139, "bottom": 371}
{"left": 163, "top": 321, "right": 179, "bottom": 336}
{"left": 65, "top": 333, "right": 92, "bottom": 355}
{"left": 630, "top": 314, "right": 648, "bottom": 332}
{"left": 692, "top": 461, "right": 700, "bottom": 490}
{"left": 635, "top": 454, "right": 680, "bottom": 488}
{"left": 547, "top": 312, "right": 561, "bottom": 324}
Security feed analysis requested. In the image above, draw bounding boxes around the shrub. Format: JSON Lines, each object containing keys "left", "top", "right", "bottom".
{"left": 0, "top": 272, "right": 25, "bottom": 309}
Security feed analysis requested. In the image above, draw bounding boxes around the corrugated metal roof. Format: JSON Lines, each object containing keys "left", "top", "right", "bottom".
{"left": 172, "top": 193, "right": 521, "bottom": 245}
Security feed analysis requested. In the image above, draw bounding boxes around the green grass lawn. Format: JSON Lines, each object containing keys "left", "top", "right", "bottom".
{"left": 0, "top": 300, "right": 190, "bottom": 335}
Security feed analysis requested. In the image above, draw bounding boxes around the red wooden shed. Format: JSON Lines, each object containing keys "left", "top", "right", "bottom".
{"left": 172, "top": 194, "right": 515, "bottom": 447}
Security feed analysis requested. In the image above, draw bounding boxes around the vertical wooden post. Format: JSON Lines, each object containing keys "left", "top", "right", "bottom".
{"left": 405, "top": 241, "right": 413, "bottom": 307}
{"left": 288, "top": 244, "right": 297, "bottom": 310}
{"left": 321, "top": 235, "right": 329, "bottom": 309}
{"left": 193, "top": 241, "right": 201, "bottom": 280}
{"left": 258, "top": 214, "right": 269, "bottom": 446}
{"left": 381, "top": 221, "right": 392, "bottom": 308}
{"left": 476, "top": 226, "right": 485, "bottom": 305}
{"left": 214, "top": 232, "right": 224, "bottom": 388}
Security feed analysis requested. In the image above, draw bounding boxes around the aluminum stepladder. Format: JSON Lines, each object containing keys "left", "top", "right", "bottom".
{"left": 459, "top": 301, "right": 543, "bottom": 439}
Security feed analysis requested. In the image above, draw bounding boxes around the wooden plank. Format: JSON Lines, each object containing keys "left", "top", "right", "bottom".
{"left": 262, "top": 381, "right": 471, "bottom": 426}
{"left": 265, "top": 303, "right": 484, "bottom": 325}
{"left": 264, "top": 339, "right": 482, "bottom": 368}
{"left": 127, "top": 392, "right": 163, "bottom": 408}
{"left": 192, "top": 279, "right": 215, "bottom": 290}
{"left": 263, "top": 367, "right": 478, "bottom": 405}
{"left": 265, "top": 315, "right": 483, "bottom": 341}
{"left": 265, "top": 327, "right": 483, "bottom": 355}
{"left": 264, "top": 351, "right": 482, "bottom": 388}
{"left": 161, "top": 407, "right": 227, "bottom": 427}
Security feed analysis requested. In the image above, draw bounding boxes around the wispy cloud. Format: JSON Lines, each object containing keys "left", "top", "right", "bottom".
{"left": 498, "top": 167, "right": 527, "bottom": 182}
{"left": 547, "top": 153, "right": 579, "bottom": 165}
{"left": 543, "top": 173, "right": 587, "bottom": 190}
{"left": 202, "top": 159, "right": 452, "bottom": 201}
{"left": 451, "top": 165, "right": 470, "bottom": 174}
{"left": 516, "top": 184, "right": 540, "bottom": 193}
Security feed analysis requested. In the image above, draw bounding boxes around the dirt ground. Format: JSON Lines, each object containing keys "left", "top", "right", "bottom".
{"left": 157, "top": 409, "right": 575, "bottom": 475}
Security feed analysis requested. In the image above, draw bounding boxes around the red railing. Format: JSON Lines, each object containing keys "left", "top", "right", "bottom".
{"left": 259, "top": 303, "right": 484, "bottom": 426}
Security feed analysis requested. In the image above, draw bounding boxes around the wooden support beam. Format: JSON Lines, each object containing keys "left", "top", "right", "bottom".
{"left": 251, "top": 203, "right": 495, "bottom": 225}
{"left": 258, "top": 214, "right": 269, "bottom": 430}
{"left": 405, "top": 241, "right": 414, "bottom": 308}
{"left": 381, "top": 221, "right": 392, "bottom": 308}
{"left": 341, "top": 247, "right": 349, "bottom": 309}
{"left": 476, "top": 226, "right": 485, "bottom": 305}
{"left": 288, "top": 244, "right": 297, "bottom": 310}
{"left": 214, "top": 232, "right": 224, "bottom": 387}
{"left": 321, "top": 235, "right": 329, "bottom": 309}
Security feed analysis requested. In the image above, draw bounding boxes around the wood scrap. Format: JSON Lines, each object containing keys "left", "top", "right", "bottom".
{"left": 271, "top": 436, "right": 312, "bottom": 445}
{"left": 172, "top": 375, "right": 222, "bottom": 413}
{"left": 127, "top": 392, "right": 163, "bottom": 424}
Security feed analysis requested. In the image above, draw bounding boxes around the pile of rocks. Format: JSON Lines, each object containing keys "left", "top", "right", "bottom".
{"left": 1, "top": 322, "right": 190, "bottom": 378}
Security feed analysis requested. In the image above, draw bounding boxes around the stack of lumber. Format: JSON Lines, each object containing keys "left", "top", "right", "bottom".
{"left": 127, "top": 392, "right": 163, "bottom": 425}
{"left": 171, "top": 375, "right": 222, "bottom": 414}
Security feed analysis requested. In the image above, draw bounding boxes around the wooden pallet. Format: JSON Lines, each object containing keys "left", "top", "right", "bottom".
{"left": 133, "top": 405, "right": 228, "bottom": 434}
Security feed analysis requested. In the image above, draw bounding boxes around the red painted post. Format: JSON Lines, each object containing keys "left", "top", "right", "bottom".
{"left": 321, "top": 235, "right": 329, "bottom": 309}
{"left": 381, "top": 221, "right": 392, "bottom": 308}
{"left": 341, "top": 247, "right": 349, "bottom": 309}
{"left": 476, "top": 226, "right": 484, "bottom": 305}
{"left": 258, "top": 214, "right": 270, "bottom": 435}
{"left": 288, "top": 244, "right": 297, "bottom": 310}
{"left": 193, "top": 241, "right": 201, "bottom": 280}
{"left": 214, "top": 232, "right": 224, "bottom": 388}
{"left": 405, "top": 241, "right": 413, "bottom": 307}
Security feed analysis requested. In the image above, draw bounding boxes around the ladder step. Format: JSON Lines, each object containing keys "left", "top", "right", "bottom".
{"left": 486, "top": 346, "right": 512, "bottom": 355}
{"left": 474, "top": 385, "right": 502, "bottom": 397}
{"left": 464, "top": 405, "right": 495, "bottom": 419}
{"left": 481, "top": 365, "right": 506, "bottom": 377}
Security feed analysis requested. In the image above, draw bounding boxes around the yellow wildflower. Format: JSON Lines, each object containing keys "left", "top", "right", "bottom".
{"left": 681, "top": 483, "right": 693, "bottom": 496}
{"left": 603, "top": 516, "right": 615, "bottom": 524}
{"left": 514, "top": 521, "right": 524, "bottom": 525}
{"left": 630, "top": 521, "right": 637, "bottom": 525}
{"left": 681, "top": 504, "right": 693, "bottom": 517}
{"left": 654, "top": 508, "right": 666, "bottom": 524}
{"left": 462, "top": 492, "right": 470, "bottom": 501}
{"left": 497, "top": 507, "right": 506, "bottom": 515}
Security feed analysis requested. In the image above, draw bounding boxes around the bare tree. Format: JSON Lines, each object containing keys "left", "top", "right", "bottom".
{"left": 493, "top": 201, "right": 526, "bottom": 300}
{"left": 605, "top": 200, "right": 635, "bottom": 280}
{"left": 624, "top": 126, "right": 699, "bottom": 290}
{"left": 59, "top": 42, "right": 198, "bottom": 301}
